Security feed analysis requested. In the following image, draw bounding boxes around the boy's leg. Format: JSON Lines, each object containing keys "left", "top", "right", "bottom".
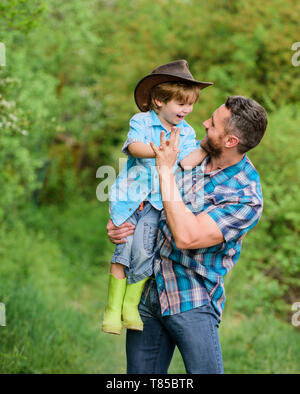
{"left": 122, "top": 277, "right": 148, "bottom": 331}
{"left": 102, "top": 215, "right": 137, "bottom": 335}
{"left": 122, "top": 203, "right": 160, "bottom": 330}
{"left": 110, "top": 262, "right": 126, "bottom": 279}
{"left": 126, "top": 203, "right": 161, "bottom": 283}
{"left": 101, "top": 274, "right": 127, "bottom": 335}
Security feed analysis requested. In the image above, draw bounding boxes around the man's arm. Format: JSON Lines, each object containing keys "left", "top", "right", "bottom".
{"left": 150, "top": 128, "right": 224, "bottom": 249}
{"left": 158, "top": 166, "right": 224, "bottom": 249}
{"left": 106, "top": 219, "right": 135, "bottom": 244}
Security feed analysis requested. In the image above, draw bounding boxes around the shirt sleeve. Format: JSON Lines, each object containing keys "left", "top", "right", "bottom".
{"left": 177, "top": 128, "right": 198, "bottom": 162}
{"left": 122, "top": 116, "right": 147, "bottom": 156}
{"left": 205, "top": 198, "right": 263, "bottom": 243}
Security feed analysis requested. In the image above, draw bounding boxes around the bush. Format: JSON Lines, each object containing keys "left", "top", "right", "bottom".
{"left": 246, "top": 104, "right": 300, "bottom": 309}
{"left": 0, "top": 74, "right": 43, "bottom": 220}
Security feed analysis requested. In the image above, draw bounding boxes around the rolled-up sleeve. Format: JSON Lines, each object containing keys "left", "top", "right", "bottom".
{"left": 122, "top": 116, "right": 146, "bottom": 156}
{"left": 205, "top": 200, "right": 263, "bottom": 243}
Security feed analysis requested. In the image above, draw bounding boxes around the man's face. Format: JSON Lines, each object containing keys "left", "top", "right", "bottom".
{"left": 201, "top": 104, "right": 231, "bottom": 158}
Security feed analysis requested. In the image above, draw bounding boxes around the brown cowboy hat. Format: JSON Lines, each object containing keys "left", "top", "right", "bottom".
{"left": 134, "top": 59, "right": 213, "bottom": 112}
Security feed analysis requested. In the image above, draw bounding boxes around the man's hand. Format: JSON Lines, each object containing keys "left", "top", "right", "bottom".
{"left": 150, "top": 127, "right": 180, "bottom": 173}
{"left": 106, "top": 219, "right": 135, "bottom": 244}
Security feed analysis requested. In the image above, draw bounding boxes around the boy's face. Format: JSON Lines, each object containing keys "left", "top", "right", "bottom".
{"left": 155, "top": 98, "right": 195, "bottom": 130}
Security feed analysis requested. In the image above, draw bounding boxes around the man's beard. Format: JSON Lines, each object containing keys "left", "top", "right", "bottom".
{"left": 201, "top": 136, "right": 222, "bottom": 158}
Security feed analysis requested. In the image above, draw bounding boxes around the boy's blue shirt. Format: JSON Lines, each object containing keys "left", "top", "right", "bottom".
{"left": 109, "top": 110, "right": 198, "bottom": 226}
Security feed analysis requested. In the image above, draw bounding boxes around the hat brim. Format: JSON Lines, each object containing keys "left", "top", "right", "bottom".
{"left": 134, "top": 74, "right": 213, "bottom": 112}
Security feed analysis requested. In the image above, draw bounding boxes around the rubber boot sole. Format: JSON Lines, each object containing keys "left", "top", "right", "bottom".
{"left": 101, "top": 325, "right": 122, "bottom": 335}
{"left": 123, "top": 321, "right": 143, "bottom": 331}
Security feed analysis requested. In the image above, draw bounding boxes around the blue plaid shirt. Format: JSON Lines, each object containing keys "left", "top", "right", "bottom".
{"left": 144, "top": 154, "right": 263, "bottom": 318}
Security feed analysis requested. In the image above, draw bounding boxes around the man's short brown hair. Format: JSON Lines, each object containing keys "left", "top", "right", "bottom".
{"left": 148, "top": 82, "right": 201, "bottom": 112}
{"left": 224, "top": 96, "right": 268, "bottom": 154}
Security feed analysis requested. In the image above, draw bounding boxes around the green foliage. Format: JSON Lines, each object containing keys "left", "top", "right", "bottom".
{"left": 0, "top": 0, "right": 299, "bottom": 374}
{"left": 219, "top": 313, "right": 300, "bottom": 374}
{"left": 85, "top": 0, "right": 300, "bottom": 146}
{"left": 0, "top": 0, "right": 45, "bottom": 34}
{"left": 0, "top": 73, "right": 42, "bottom": 220}
{"left": 246, "top": 104, "right": 300, "bottom": 306}
{"left": 0, "top": 207, "right": 124, "bottom": 373}
{"left": 19, "top": 197, "right": 113, "bottom": 269}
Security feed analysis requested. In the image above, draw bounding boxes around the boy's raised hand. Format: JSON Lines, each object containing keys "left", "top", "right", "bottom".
{"left": 150, "top": 127, "right": 180, "bottom": 172}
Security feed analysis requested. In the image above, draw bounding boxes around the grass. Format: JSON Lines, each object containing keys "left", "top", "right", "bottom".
{"left": 0, "top": 196, "right": 299, "bottom": 373}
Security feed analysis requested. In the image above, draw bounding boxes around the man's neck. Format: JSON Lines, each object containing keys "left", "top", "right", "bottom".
{"left": 206, "top": 153, "right": 244, "bottom": 173}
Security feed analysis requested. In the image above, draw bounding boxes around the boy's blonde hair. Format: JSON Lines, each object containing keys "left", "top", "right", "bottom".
{"left": 148, "top": 82, "right": 201, "bottom": 113}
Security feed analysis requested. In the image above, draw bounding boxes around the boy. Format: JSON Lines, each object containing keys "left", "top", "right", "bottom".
{"left": 102, "top": 60, "right": 213, "bottom": 335}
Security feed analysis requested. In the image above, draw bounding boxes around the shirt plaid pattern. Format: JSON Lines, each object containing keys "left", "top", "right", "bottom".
{"left": 146, "top": 154, "right": 263, "bottom": 318}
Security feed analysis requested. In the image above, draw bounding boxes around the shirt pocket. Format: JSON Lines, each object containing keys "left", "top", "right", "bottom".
{"left": 211, "top": 188, "right": 254, "bottom": 206}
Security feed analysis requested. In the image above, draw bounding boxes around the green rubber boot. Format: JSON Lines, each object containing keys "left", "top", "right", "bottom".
{"left": 102, "top": 274, "right": 127, "bottom": 335}
{"left": 122, "top": 277, "right": 149, "bottom": 331}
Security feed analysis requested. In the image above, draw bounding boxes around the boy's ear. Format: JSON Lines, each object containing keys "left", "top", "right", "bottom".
{"left": 154, "top": 99, "right": 163, "bottom": 108}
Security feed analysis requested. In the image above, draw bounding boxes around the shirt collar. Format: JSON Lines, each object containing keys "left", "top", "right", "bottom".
{"left": 200, "top": 154, "right": 247, "bottom": 186}
{"left": 150, "top": 110, "right": 186, "bottom": 135}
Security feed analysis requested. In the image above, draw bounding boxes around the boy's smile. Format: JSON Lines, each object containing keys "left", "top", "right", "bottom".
{"left": 155, "top": 99, "right": 194, "bottom": 131}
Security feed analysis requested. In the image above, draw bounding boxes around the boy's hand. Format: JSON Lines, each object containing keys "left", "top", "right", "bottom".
{"left": 150, "top": 127, "right": 180, "bottom": 173}
{"left": 106, "top": 219, "right": 135, "bottom": 244}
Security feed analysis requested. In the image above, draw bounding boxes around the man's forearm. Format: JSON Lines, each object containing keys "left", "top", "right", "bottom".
{"left": 159, "top": 167, "right": 199, "bottom": 248}
{"left": 159, "top": 167, "right": 224, "bottom": 249}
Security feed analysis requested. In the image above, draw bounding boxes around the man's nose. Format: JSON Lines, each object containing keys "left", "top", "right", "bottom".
{"left": 203, "top": 120, "right": 209, "bottom": 128}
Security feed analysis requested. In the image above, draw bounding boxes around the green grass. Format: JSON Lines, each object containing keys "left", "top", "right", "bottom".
{"left": 220, "top": 313, "right": 300, "bottom": 374}
{"left": 0, "top": 198, "right": 127, "bottom": 373}
{"left": 0, "top": 197, "right": 299, "bottom": 373}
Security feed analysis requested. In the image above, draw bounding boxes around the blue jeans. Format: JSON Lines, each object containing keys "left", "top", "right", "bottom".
{"left": 126, "top": 279, "right": 224, "bottom": 374}
{"left": 111, "top": 202, "right": 161, "bottom": 284}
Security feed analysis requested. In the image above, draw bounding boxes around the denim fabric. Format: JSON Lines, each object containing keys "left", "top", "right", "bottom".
{"left": 126, "top": 279, "right": 224, "bottom": 374}
{"left": 111, "top": 202, "right": 160, "bottom": 284}
{"left": 109, "top": 110, "right": 198, "bottom": 226}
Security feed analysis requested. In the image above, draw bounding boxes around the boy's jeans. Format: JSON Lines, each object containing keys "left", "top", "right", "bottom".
{"left": 126, "top": 279, "right": 224, "bottom": 374}
{"left": 111, "top": 202, "right": 160, "bottom": 283}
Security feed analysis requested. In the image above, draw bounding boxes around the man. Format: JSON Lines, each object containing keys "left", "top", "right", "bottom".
{"left": 106, "top": 96, "right": 268, "bottom": 374}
